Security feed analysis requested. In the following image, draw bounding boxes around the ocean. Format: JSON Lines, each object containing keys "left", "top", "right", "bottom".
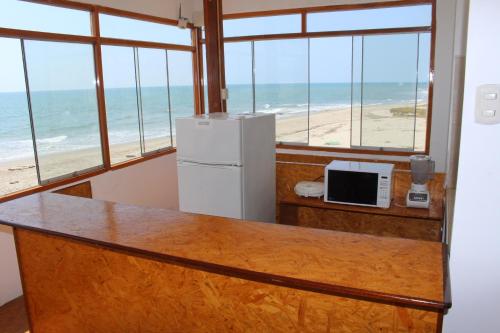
{"left": 0, "top": 82, "right": 428, "bottom": 162}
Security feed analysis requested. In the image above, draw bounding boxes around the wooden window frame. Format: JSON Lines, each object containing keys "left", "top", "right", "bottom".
{"left": 0, "top": 0, "right": 201, "bottom": 203}
{"left": 200, "top": 0, "right": 436, "bottom": 157}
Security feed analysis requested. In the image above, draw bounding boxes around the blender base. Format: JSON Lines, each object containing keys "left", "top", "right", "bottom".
{"left": 406, "top": 189, "right": 430, "bottom": 209}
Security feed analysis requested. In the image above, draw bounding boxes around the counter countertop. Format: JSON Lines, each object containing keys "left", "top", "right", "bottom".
{"left": 0, "top": 193, "right": 450, "bottom": 311}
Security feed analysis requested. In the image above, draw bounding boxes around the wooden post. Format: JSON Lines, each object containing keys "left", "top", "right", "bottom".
{"left": 203, "top": 0, "right": 226, "bottom": 113}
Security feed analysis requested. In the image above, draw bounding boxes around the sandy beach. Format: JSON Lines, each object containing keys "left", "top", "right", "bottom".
{"left": 0, "top": 136, "right": 174, "bottom": 196}
{"left": 1, "top": 104, "right": 427, "bottom": 196}
{"left": 276, "top": 103, "right": 427, "bottom": 150}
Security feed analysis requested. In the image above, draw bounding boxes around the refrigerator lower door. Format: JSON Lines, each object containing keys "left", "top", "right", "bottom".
{"left": 177, "top": 161, "right": 244, "bottom": 219}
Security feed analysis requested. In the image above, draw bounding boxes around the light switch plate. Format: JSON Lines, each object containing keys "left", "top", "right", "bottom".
{"left": 476, "top": 84, "right": 500, "bottom": 124}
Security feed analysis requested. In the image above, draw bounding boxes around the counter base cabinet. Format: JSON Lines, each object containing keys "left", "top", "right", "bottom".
{"left": 280, "top": 204, "right": 443, "bottom": 242}
{"left": 16, "top": 229, "right": 442, "bottom": 333}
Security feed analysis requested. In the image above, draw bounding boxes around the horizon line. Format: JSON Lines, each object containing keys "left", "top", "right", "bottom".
{"left": 0, "top": 81, "right": 430, "bottom": 94}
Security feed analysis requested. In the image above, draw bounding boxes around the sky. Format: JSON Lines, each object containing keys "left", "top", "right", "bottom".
{"left": 223, "top": 5, "right": 432, "bottom": 85}
{"left": 0, "top": 0, "right": 193, "bottom": 92}
{"left": 0, "top": 0, "right": 431, "bottom": 92}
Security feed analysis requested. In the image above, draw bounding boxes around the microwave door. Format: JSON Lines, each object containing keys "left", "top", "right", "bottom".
{"left": 326, "top": 170, "right": 378, "bottom": 206}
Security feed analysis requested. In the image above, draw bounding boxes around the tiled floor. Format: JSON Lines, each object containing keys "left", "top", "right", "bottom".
{"left": 0, "top": 296, "right": 29, "bottom": 333}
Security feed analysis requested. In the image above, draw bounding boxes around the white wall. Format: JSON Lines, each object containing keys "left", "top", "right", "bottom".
{"left": 0, "top": 225, "right": 22, "bottom": 306}
{"left": 0, "top": 153, "right": 179, "bottom": 306}
{"left": 444, "top": 1, "right": 500, "bottom": 332}
{"left": 91, "top": 153, "right": 179, "bottom": 210}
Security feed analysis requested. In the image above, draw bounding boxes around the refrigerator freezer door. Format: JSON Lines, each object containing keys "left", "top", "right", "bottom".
{"left": 176, "top": 117, "right": 242, "bottom": 165}
{"left": 177, "top": 161, "right": 243, "bottom": 219}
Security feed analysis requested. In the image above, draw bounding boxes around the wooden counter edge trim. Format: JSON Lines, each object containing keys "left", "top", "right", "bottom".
{"left": 279, "top": 200, "right": 443, "bottom": 221}
{"left": 8, "top": 224, "right": 450, "bottom": 312}
{"left": 442, "top": 244, "right": 453, "bottom": 312}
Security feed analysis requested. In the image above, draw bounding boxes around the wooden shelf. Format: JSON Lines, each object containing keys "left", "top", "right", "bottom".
{"left": 280, "top": 191, "right": 444, "bottom": 221}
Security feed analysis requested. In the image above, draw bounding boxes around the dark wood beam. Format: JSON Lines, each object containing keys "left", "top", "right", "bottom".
{"left": 203, "top": 0, "right": 226, "bottom": 113}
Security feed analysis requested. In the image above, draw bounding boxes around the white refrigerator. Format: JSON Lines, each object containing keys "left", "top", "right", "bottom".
{"left": 176, "top": 112, "right": 276, "bottom": 223}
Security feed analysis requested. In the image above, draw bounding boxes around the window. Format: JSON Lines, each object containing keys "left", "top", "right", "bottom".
{"left": 23, "top": 40, "right": 103, "bottom": 182}
{"left": 309, "top": 37, "right": 352, "bottom": 148}
{"left": 101, "top": 45, "right": 142, "bottom": 164}
{"left": 254, "top": 39, "right": 309, "bottom": 144}
{"left": 99, "top": 14, "right": 192, "bottom": 45}
{"left": 0, "top": 37, "right": 103, "bottom": 195}
{"left": 219, "top": 3, "right": 434, "bottom": 153}
{"left": 102, "top": 47, "right": 194, "bottom": 162}
{"left": 100, "top": 15, "right": 196, "bottom": 164}
{"left": 1, "top": 2, "right": 198, "bottom": 199}
{"left": 167, "top": 50, "right": 195, "bottom": 145}
{"left": 0, "top": 37, "right": 38, "bottom": 196}
{"left": 358, "top": 34, "right": 420, "bottom": 149}
{"left": 307, "top": 5, "right": 432, "bottom": 32}
{"left": 224, "top": 42, "right": 253, "bottom": 113}
{"left": 137, "top": 48, "right": 172, "bottom": 153}
{"left": 224, "top": 15, "right": 301, "bottom": 38}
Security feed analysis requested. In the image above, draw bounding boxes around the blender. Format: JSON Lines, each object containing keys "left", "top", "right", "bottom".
{"left": 406, "top": 155, "right": 435, "bottom": 209}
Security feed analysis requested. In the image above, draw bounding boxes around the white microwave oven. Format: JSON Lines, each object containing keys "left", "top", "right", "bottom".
{"left": 324, "top": 160, "right": 394, "bottom": 208}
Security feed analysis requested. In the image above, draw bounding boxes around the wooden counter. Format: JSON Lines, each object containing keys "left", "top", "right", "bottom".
{"left": 0, "top": 193, "right": 451, "bottom": 332}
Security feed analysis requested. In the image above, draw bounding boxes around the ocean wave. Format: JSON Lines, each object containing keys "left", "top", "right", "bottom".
{"left": 38, "top": 135, "right": 68, "bottom": 144}
{"left": 0, "top": 138, "right": 37, "bottom": 161}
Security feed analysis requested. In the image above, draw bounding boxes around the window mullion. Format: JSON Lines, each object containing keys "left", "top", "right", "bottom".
{"left": 251, "top": 41, "right": 256, "bottom": 113}
{"left": 413, "top": 33, "right": 421, "bottom": 151}
{"left": 165, "top": 50, "right": 174, "bottom": 147}
{"left": 307, "top": 38, "right": 310, "bottom": 145}
{"left": 20, "top": 38, "right": 42, "bottom": 186}
{"left": 133, "top": 47, "right": 146, "bottom": 155}
{"left": 360, "top": 35, "right": 365, "bottom": 147}
{"left": 350, "top": 36, "right": 354, "bottom": 148}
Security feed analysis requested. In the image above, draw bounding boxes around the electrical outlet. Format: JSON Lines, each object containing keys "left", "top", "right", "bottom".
{"left": 475, "top": 84, "right": 500, "bottom": 124}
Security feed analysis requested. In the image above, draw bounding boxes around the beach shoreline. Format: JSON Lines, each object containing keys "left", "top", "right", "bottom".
{"left": 1, "top": 102, "right": 427, "bottom": 196}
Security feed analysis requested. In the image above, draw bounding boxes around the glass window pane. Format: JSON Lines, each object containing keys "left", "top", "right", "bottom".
{"left": 415, "top": 33, "right": 431, "bottom": 151}
{"left": 254, "top": 39, "right": 308, "bottom": 144}
{"left": 351, "top": 36, "right": 363, "bottom": 147}
{"left": 24, "top": 41, "right": 103, "bottom": 182}
{"left": 137, "top": 48, "right": 172, "bottom": 153}
{"left": 102, "top": 45, "right": 142, "bottom": 164}
{"left": 99, "top": 14, "right": 192, "bottom": 45}
{"left": 0, "top": 0, "right": 91, "bottom": 36}
{"left": 224, "top": 42, "right": 253, "bottom": 113}
{"left": 307, "top": 5, "right": 432, "bottom": 32}
{"left": 167, "top": 51, "right": 194, "bottom": 146}
{"left": 0, "top": 38, "right": 38, "bottom": 195}
{"left": 224, "top": 15, "right": 302, "bottom": 37}
{"left": 360, "top": 34, "right": 419, "bottom": 149}
{"left": 309, "top": 37, "right": 352, "bottom": 148}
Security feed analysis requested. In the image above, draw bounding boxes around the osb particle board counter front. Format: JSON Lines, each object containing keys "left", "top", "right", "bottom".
{"left": 0, "top": 193, "right": 451, "bottom": 332}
